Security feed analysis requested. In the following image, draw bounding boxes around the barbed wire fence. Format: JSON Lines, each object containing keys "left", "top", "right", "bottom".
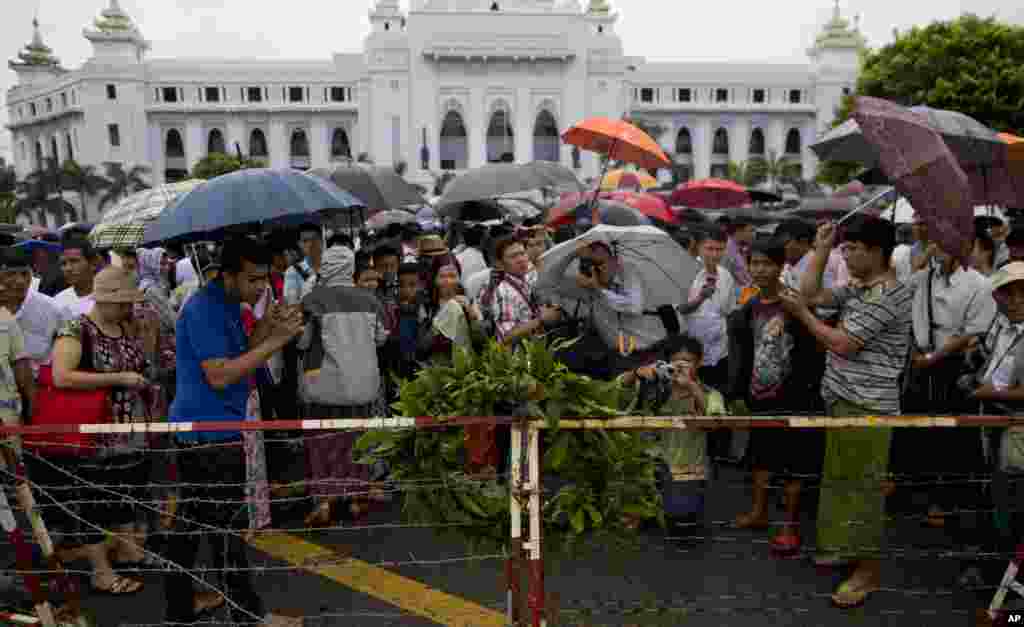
{"left": 2, "top": 416, "right": 1024, "bottom": 626}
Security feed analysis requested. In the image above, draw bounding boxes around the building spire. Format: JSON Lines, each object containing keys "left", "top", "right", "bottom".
{"left": 10, "top": 14, "right": 61, "bottom": 69}
{"left": 808, "top": 0, "right": 866, "bottom": 58}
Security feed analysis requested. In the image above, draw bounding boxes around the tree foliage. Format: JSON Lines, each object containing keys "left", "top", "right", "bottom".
{"left": 98, "top": 163, "right": 151, "bottom": 212}
{"left": 189, "top": 153, "right": 264, "bottom": 180}
{"left": 61, "top": 160, "right": 109, "bottom": 222}
{"left": 0, "top": 165, "right": 16, "bottom": 194}
{"left": 857, "top": 14, "right": 1024, "bottom": 135}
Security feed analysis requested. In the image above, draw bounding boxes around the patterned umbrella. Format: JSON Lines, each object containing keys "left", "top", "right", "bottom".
{"left": 90, "top": 179, "right": 204, "bottom": 249}
{"left": 852, "top": 96, "right": 975, "bottom": 262}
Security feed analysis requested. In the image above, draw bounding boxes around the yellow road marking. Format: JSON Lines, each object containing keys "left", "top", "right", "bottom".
{"left": 249, "top": 531, "right": 507, "bottom": 627}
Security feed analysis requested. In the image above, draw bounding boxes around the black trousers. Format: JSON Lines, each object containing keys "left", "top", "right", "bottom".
{"left": 161, "top": 440, "right": 265, "bottom": 623}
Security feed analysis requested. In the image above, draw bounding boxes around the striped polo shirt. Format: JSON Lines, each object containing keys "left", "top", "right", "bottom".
{"left": 821, "top": 280, "right": 913, "bottom": 415}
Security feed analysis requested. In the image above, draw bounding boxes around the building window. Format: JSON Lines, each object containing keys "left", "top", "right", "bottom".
{"left": 249, "top": 129, "right": 268, "bottom": 157}
{"left": 204, "top": 87, "right": 220, "bottom": 103}
{"left": 45, "top": 98, "right": 53, "bottom": 112}
{"left": 289, "top": 87, "right": 304, "bottom": 103}
{"left": 247, "top": 87, "right": 263, "bottom": 103}
{"left": 675, "top": 127, "right": 692, "bottom": 154}
{"left": 789, "top": 89, "right": 802, "bottom": 104}
{"left": 106, "top": 84, "right": 117, "bottom": 100}
{"left": 639, "top": 88, "right": 654, "bottom": 103}
{"left": 108, "top": 124, "right": 121, "bottom": 148}
{"left": 61, "top": 93, "right": 68, "bottom": 108}
{"left": 161, "top": 87, "right": 178, "bottom": 103}
{"left": 19, "top": 142, "right": 26, "bottom": 161}
{"left": 785, "top": 129, "right": 802, "bottom": 155}
{"left": 715, "top": 89, "right": 729, "bottom": 103}
{"left": 712, "top": 127, "right": 729, "bottom": 155}
{"left": 71, "top": 90, "right": 77, "bottom": 105}
{"left": 329, "top": 87, "right": 347, "bottom": 103}
{"left": 165, "top": 129, "right": 185, "bottom": 158}
{"left": 208, "top": 129, "right": 226, "bottom": 155}
{"left": 752, "top": 89, "right": 765, "bottom": 104}
{"left": 677, "top": 88, "right": 691, "bottom": 103}
{"left": 842, "top": 87, "right": 852, "bottom": 97}
{"left": 29, "top": 103, "right": 37, "bottom": 116}
{"left": 390, "top": 80, "right": 400, "bottom": 91}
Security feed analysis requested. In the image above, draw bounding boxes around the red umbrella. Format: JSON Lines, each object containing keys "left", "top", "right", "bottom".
{"left": 852, "top": 96, "right": 975, "bottom": 262}
{"left": 670, "top": 178, "right": 751, "bottom": 209}
{"left": 553, "top": 191, "right": 677, "bottom": 225}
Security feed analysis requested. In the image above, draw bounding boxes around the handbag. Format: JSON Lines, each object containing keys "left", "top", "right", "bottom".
{"left": 23, "top": 321, "right": 111, "bottom": 457}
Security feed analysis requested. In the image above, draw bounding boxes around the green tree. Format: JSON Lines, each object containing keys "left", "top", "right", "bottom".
{"left": 17, "top": 159, "right": 75, "bottom": 225}
{"left": 0, "top": 192, "right": 18, "bottom": 224}
{"left": 0, "top": 164, "right": 16, "bottom": 194}
{"left": 725, "top": 161, "right": 756, "bottom": 187}
{"left": 749, "top": 151, "right": 802, "bottom": 192}
{"left": 857, "top": 14, "right": 1024, "bottom": 135}
{"left": 190, "top": 153, "right": 264, "bottom": 180}
{"left": 61, "top": 160, "right": 109, "bottom": 222}
{"left": 98, "top": 163, "right": 151, "bottom": 213}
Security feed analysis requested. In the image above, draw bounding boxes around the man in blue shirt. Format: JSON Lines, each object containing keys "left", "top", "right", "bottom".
{"left": 163, "top": 237, "right": 303, "bottom": 625}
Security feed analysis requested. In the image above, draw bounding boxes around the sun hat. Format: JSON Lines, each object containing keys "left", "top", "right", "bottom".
{"left": 991, "top": 262, "right": 1024, "bottom": 292}
{"left": 93, "top": 266, "right": 144, "bottom": 303}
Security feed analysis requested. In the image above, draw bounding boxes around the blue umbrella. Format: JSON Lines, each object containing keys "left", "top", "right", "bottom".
{"left": 13, "top": 239, "right": 62, "bottom": 254}
{"left": 142, "top": 168, "right": 364, "bottom": 244}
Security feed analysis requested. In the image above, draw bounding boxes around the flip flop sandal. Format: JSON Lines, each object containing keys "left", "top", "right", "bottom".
{"left": 830, "top": 578, "right": 878, "bottom": 609}
{"left": 90, "top": 574, "right": 143, "bottom": 596}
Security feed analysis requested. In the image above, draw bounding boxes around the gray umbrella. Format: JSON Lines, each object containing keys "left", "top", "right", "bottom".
{"left": 308, "top": 164, "right": 425, "bottom": 213}
{"left": 437, "top": 162, "right": 584, "bottom": 213}
{"left": 810, "top": 105, "right": 1004, "bottom": 167}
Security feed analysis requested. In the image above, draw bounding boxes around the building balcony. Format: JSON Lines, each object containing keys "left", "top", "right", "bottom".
{"left": 5, "top": 105, "right": 84, "bottom": 130}
{"left": 144, "top": 102, "right": 357, "bottom": 115}
{"left": 628, "top": 101, "right": 818, "bottom": 114}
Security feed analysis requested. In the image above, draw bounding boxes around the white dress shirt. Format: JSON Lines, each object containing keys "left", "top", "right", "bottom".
{"left": 685, "top": 265, "right": 737, "bottom": 367}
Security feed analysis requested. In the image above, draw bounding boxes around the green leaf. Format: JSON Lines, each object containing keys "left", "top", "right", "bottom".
{"left": 570, "top": 509, "right": 586, "bottom": 534}
{"left": 545, "top": 432, "right": 572, "bottom": 471}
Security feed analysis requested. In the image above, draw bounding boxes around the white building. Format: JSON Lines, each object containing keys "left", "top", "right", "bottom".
{"left": 5, "top": 0, "right": 865, "bottom": 204}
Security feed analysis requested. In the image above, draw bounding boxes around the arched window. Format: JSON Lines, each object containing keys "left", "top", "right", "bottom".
{"left": 712, "top": 127, "right": 729, "bottom": 155}
{"left": 675, "top": 127, "right": 692, "bottom": 155}
{"left": 331, "top": 128, "right": 351, "bottom": 160}
{"left": 785, "top": 129, "right": 802, "bottom": 155}
{"left": 749, "top": 128, "right": 765, "bottom": 155}
{"left": 532, "top": 110, "right": 559, "bottom": 162}
{"left": 207, "top": 129, "right": 226, "bottom": 155}
{"left": 290, "top": 129, "right": 310, "bottom": 157}
{"left": 34, "top": 141, "right": 43, "bottom": 170}
{"left": 65, "top": 133, "right": 74, "bottom": 162}
{"left": 249, "top": 129, "right": 267, "bottom": 158}
{"left": 486, "top": 109, "right": 514, "bottom": 163}
{"left": 440, "top": 110, "right": 468, "bottom": 171}
{"left": 50, "top": 137, "right": 59, "bottom": 164}
{"left": 166, "top": 129, "right": 185, "bottom": 158}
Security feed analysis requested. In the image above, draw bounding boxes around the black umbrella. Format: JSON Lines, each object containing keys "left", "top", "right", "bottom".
{"left": 748, "top": 189, "right": 783, "bottom": 203}
{"left": 437, "top": 162, "right": 584, "bottom": 215}
{"left": 308, "top": 164, "right": 425, "bottom": 214}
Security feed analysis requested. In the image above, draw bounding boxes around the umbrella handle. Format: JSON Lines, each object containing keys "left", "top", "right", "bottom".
{"left": 591, "top": 138, "right": 620, "bottom": 225}
{"left": 837, "top": 187, "right": 897, "bottom": 225}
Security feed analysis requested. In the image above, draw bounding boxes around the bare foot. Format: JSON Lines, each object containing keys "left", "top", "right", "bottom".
{"left": 734, "top": 511, "right": 769, "bottom": 529}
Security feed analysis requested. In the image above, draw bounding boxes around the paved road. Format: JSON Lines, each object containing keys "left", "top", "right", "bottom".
{"left": 2, "top": 466, "right": 1018, "bottom": 626}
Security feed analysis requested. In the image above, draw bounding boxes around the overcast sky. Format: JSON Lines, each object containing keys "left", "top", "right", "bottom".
{"left": 2, "top": 0, "right": 1022, "bottom": 161}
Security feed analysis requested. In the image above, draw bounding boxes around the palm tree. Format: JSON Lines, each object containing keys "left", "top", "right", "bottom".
{"left": 15, "top": 159, "right": 72, "bottom": 225}
{"left": 0, "top": 193, "right": 18, "bottom": 224}
{"left": 0, "top": 164, "right": 16, "bottom": 194}
{"left": 748, "top": 150, "right": 802, "bottom": 193}
{"left": 98, "top": 163, "right": 151, "bottom": 213}
{"left": 725, "top": 161, "right": 757, "bottom": 187}
{"left": 16, "top": 171, "right": 52, "bottom": 226}
{"left": 61, "top": 160, "right": 109, "bottom": 222}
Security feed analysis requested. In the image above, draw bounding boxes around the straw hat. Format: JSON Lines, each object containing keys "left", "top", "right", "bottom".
{"left": 991, "top": 262, "right": 1024, "bottom": 292}
{"left": 93, "top": 267, "right": 144, "bottom": 304}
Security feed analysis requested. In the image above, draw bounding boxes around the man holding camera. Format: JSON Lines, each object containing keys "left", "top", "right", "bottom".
{"left": 480, "top": 236, "right": 561, "bottom": 345}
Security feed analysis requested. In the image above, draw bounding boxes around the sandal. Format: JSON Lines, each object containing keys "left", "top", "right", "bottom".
{"left": 91, "top": 574, "right": 143, "bottom": 596}
{"left": 734, "top": 511, "right": 769, "bottom": 530}
{"left": 830, "top": 577, "right": 878, "bottom": 609}
{"left": 769, "top": 529, "right": 801, "bottom": 555}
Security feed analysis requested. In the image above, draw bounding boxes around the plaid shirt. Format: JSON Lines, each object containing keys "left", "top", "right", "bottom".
{"left": 486, "top": 273, "right": 538, "bottom": 342}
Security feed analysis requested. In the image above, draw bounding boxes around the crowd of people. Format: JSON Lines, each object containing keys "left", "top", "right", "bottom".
{"left": 1, "top": 205, "right": 1023, "bottom": 620}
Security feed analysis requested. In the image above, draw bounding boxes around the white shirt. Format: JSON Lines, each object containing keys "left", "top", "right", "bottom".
{"left": 14, "top": 290, "right": 65, "bottom": 372}
{"left": 891, "top": 244, "right": 914, "bottom": 280}
{"left": 685, "top": 265, "right": 737, "bottom": 367}
{"left": 54, "top": 287, "right": 95, "bottom": 318}
{"left": 175, "top": 257, "right": 197, "bottom": 286}
{"left": 456, "top": 247, "right": 488, "bottom": 285}
{"left": 466, "top": 268, "right": 493, "bottom": 304}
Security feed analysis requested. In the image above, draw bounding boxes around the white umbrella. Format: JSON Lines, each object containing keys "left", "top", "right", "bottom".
{"left": 534, "top": 224, "right": 698, "bottom": 352}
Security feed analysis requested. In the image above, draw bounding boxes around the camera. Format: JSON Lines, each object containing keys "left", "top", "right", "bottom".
{"left": 654, "top": 361, "right": 678, "bottom": 379}
{"left": 579, "top": 258, "right": 594, "bottom": 277}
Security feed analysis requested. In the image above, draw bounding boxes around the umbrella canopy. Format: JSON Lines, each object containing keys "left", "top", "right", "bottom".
{"left": 143, "top": 168, "right": 363, "bottom": 245}
{"left": 852, "top": 96, "right": 974, "bottom": 261}
{"left": 436, "top": 162, "right": 583, "bottom": 212}
{"left": 524, "top": 161, "right": 585, "bottom": 192}
{"left": 810, "top": 106, "right": 1005, "bottom": 168}
{"left": 561, "top": 118, "right": 671, "bottom": 170}
{"left": 670, "top": 178, "right": 751, "bottom": 209}
{"left": 534, "top": 224, "right": 698, "bottom": 352}
{"left": 307, "top": 164, "right": 424, "bottom": 214}
{"left": 365, "top": 209, "right": 417, "bottom": 232}
{"left": 602, "top": 191, "right": 677, "bottom": 224}
{"left": 748, "top": 189, "right": 783, "bottom": 204}
{"left": 547, "top": 200, "right": 652, "bottom": 228}
{"left": 90, "top": 179, "right": 205, "bottom": 249}
{"left": 784, "top": 196, "right": 861, "bottom": 222}
{"left": 599, "top": 169, "right": 658, "bottom": 191}
{"left": 13, "top": 239, "right": 61, "bottom": 254}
